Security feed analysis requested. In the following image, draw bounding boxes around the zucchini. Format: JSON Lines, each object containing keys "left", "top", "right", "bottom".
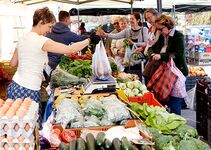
{"left": 77, "top": 138, "right": 86, "bottom": 150}
{"left": 69, "top": 139, "right": 76, "bottom": 150}
{"left": 86, "top": 133, "right": 96, "bottom": 150}
{"left": 104, "top": 139, "right": 112, "bottom": 150}
{"left": 121, "top": 137, "right": 132, "bottom": 150}
{"left": 59, "top": 142, "right": 68, "bottom": 150}
{"left": 131, "top": 145, "right": 139, "bottom": 150}
{"left": 140, "top": 145, "right": 151, "bottom": 150}
{"left": 96, "top": 132, "right": 106, "bottom": 146}
{"left": 112, "top": 138, "right": 121, "bottom": 150}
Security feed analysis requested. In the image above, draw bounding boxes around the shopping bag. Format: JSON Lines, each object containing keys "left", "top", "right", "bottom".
{"left": 184, "top": 85, "right": 196, "bottom": 110}
{"left": 143, "top": 57, "right": 162, "bottom": 80}
{"left": 170, "top": 58, "right": 187, "bottom": 98}
{"left": 147, "top": 59, "right": 178, "bottom": 101}
{"left": 123, "top": 46, "right": 132, "bottom": 66}
{"left": 92, "top": 40, "right": 112, "bottom": 80}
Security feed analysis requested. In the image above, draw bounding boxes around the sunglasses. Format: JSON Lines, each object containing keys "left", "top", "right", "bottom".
{"left": 113, "top": 22, "right": 119, "bottom": 25}
{"left": 157, "top": 26, "right": 165, "bottom": 31}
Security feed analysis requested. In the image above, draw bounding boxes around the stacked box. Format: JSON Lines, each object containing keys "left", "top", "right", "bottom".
{"left": 0, "top": 98, "right": 39, "bottom": 149}
{"left": 196, "top": 81, "right": 211, "bottom": 143}
{"left": 194, "top": 52, "right": 211, "bottom": 66}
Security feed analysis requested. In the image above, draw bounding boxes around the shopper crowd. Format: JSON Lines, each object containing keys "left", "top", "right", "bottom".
{"left": 5, "top": 6, "right": 188, "bottom": 129}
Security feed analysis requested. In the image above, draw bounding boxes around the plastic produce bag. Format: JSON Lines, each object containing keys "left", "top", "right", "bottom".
{"left": 92, "top": 40, "right": 112, "bottom": 80}
{"left": 184, "top": 85, "right": 196, "bottom": 110}
{"left": 50, "top": 66, "right": 86, "bottom": 88}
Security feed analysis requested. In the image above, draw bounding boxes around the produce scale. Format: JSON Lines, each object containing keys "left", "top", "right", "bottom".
{"left": 83, "top": 75, "right": 117, "bottom": 94}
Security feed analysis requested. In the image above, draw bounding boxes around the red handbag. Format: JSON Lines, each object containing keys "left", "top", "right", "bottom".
{"left": 147, "top": 60, "right": 178, "bottom": 101}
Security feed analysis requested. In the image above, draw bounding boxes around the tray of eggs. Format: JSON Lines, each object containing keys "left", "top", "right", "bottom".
{"left": 0, "top": 98, "right": 39, "bottom": 138}
{"left": 0, "top": 134, "right": 35, "bottom": 150}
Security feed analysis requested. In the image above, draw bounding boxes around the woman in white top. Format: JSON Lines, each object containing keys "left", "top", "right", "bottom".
{"left": 6, "top": 7, "right": 100, "bottom": 123}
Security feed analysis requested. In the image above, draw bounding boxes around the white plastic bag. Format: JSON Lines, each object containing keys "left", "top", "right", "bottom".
{"left": 92, "top": 40, "right": 112, "bottom": 80}
{"left": 184, "top": 85, "right": 196, "bottom": 110}
{"left": 170, "top": 58, "right": 187, "bottom": 98}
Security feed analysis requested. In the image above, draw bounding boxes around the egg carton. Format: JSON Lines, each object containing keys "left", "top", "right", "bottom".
{"left": 0, "top": 115, "right": 38, "bottom": 138}
{"left": 0, "top": 135, "right": 35, "bottom": 150}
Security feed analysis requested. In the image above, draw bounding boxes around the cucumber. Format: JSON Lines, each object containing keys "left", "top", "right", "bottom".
{"left": 59, "top": 142, "right": 68, "bottom": 150}
{"left": 131, "top": 145, "right": 139, "bottom": 150}
{"left": 104, "top": 139, "right": 112, "bottom": 150}
{"left": 121, "top": 137, "right": 132, "bottom": 150}
{"left": 69, "top": 139, "right": 76, "bottom": 150}
{"left": 96, "top": 132, "right": 106, "bottom": 146}
{"left": 86, "top": 133, "right": 96, "bottom": 150}
{"left": 112, "top": 138, "right": 121, "bottom": 150}
{"left": 140, "top": 145, "right": 151, "bottom": 150}
{"left": 77, "top": 138, "right": 86, "bottom": 150}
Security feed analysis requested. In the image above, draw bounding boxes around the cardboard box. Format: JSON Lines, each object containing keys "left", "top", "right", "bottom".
{"left": 195, "top": 52, "right": 211, "bottom": 60}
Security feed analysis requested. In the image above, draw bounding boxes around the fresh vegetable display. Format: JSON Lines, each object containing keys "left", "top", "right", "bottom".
{"left": 54, "top": 95, "right": 131, "bottom": 128}
{"left": 59, "top": 55, "right": 92, "bottom": 78}
{"left": 116, "top": 72, "right": 139, "bottom": 82}
{"left": 188, "top": 66, "right": 206, "bottom": 77}
{"left": 130, "top": 103, "right": 186, "bottom": 134}
{"left": 148, "top": 125, "right": 211, "bottom": 150}
{"left": 119, "top": 80, "right": 149, "bottom": 97}
{"left": 58, "top": 133, "right": 146, "bottom": 150}
{"left": 69, "top": 53, "right": 92, "bottom": 60}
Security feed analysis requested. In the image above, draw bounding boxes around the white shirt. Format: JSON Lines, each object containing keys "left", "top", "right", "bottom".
{"left": 13, "top": 32, "right": 49, "bottom": 90}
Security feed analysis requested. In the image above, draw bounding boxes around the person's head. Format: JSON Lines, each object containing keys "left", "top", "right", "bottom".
{"left": 155, "top": 14, "right": 174, "bottom": 36}
{"left": 80, "top": 22, "right": 85, "bottom": 28}
{"left": 59, "top": 10, "right": 71, "bottom": 26}
{"left": 130, "top": 12, "right": 142, "bottom": 28}
{"left": 144, "top": 8, "right": 159, "bottom": 25}
{"left": 119, "top": 17, "right": 128, "bottom": 30}
{"left": 112, "top": 17, "right": 121, "bottom": 31}
{"left": 33, "top": 7, "right": 56, "bottom": 36}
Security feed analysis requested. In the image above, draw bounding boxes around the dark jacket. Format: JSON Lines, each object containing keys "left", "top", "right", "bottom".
{"left": 46, "top": 22, "right": 87, "bottom": 69}
{"left": 148, "top": 30, "right": 188, "bottom": 76}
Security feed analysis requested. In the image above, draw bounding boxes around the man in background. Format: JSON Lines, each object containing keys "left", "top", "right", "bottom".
{"left": 104, "top": 17, "right": 121, "bottom": 56}
{"left": 46, "top": 10, "right": 87, "bottom": 70}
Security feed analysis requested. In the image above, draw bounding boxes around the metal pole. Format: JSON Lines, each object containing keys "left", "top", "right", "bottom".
{"left": 77, "top": 0, "right": 80, "bottom": 29}
{"left": 130, "top": 0, "right": 133, "bottom": 14}
{"left": 157, "top": 0, "right": 162, "bottom": 13}
{"left": 172, "top": 4, "right": 175, "bottom": 19}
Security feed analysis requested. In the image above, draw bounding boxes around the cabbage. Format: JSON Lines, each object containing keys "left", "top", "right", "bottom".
{"left": 127, "top": 81, "right": 135, "bottom": 89}
{"left": 134, "top": 80, "right": 142, "bottom": 88}
{"left": 137, "top": 93, "right": 143, "bottom": 96}
{"left": 128, "top": 91, "right": 135, "bottom": 97}
{"left": 139, "top": 84, "right": 147, "bottom": 92}
{"left": 119, "top": 83, "right": 127, "bottom": 90}
{"left": 132, "top": 89, "right": 140, "bottom": 96}
{"left": 142, "top": 90, "right": 149, "bottom": 94}
{"left": 124, "top": 88, "right": 132, "bottom": 96}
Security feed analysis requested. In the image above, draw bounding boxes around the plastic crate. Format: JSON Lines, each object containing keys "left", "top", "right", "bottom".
{"left": 128, "top": 92, "right": 163, "bottom": 107}
{"left": 186, "top": 76, "right": 204, "bottom": 91}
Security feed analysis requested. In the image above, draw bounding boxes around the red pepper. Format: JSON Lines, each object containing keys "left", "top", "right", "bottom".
{"left": 60, "top": 129, "right": 77, "bottom": 143}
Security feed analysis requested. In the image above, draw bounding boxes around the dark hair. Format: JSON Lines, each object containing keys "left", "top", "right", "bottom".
{"left": 155, "top": 14, "right": 174, "bottom": 30}
{"left": 80, "top": 22, "right": 85, "bottom": 27}
{"left": 132, "top": 12, "right": 142, "bottom": 26}
{"left": 33, "top": 7, "right": 56, "bottom": 27}
{"left": 59, "top": 10, "right": 70, "bottom": 22}
{"left": 144, "top": 8, "right": 159, "bottom": 20}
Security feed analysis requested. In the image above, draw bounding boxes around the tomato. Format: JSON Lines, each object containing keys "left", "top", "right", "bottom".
{"left": 60, "top": 129, "right": 77, "bottom": 143}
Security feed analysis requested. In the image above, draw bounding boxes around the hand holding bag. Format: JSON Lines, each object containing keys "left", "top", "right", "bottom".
{"left": 147, "top": 59, "right": 178, "bottom": 101}
{"left": 170, "top": 58, "right": 187, "bottom": 98}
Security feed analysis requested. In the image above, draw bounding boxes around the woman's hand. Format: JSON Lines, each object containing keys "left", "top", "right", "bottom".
{"left": 133, "top": 47, "right": 144, "bottom": 54}
{"left": 152, "top": 54, "right": 161, "bottom": 60}
{"left": 117, "top": 48, "right": 125, "bottom": 58}
{"left": 96, "top": 28, "right": 107, "bottom": 38}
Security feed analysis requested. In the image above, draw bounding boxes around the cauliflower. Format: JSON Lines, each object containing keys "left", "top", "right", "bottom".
{"left": 124, "top": 88, "right": 132, "bottom": 97}
{"left": 142, "top": 90, "right": 149, "bottom": 95}
{"left": 119, "top": 83, "right": 127, "bottom": 90}
{"left": 134, "top": 80, "right": 142, "bottom": 88}
{"left": 127, "top": 81, "right": 135, "bottom": 89}
{"left": 132, "top": 88, "right": 140, "bottom": 96}
{"left": 139, "top": 84, "right": 147, "bottom": 92}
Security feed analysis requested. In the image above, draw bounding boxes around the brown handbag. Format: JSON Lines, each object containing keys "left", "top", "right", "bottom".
{"left": 143, "top": 58, "right": 162, "bottom": 80}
